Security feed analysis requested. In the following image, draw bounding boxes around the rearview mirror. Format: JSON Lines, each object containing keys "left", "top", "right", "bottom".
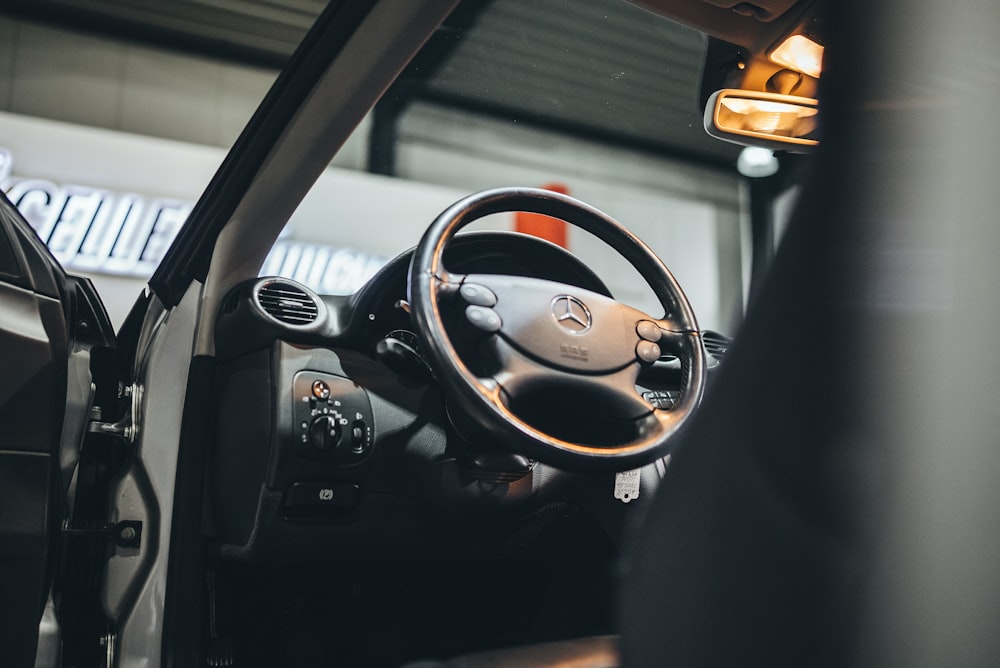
{"left": 705, "top": 89, "right": 818, "bottom": 153}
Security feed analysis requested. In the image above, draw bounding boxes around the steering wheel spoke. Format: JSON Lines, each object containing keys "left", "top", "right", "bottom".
{"left": 630, "top": 405, "right": 687, "bottom": 444}
{"left": 652, "top": 327, "right": 692, "bottom": 357}
{"left": 429, "top": 269, "right": 465, "bottom": 294}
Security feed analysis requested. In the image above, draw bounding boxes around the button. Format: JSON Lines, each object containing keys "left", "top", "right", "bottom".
{"left": 284, "top": 482, "right": 360, "bottom": 514}
{"left": 636, "top": 320, "right": 661, "bottom": 342}
{"left": 311, "top": 380, "right": 331, "bottom": 399}
{"left": 351, "top": 420, "right": 369, "bottom": 454}
{"left": 466, "top": 305, "right": 502, "bottom": 333}
{"left": 460, "top": 283, "right": 498, "bottom": 307}
{"left": 636, "top": 341, "right": 662, "bottom": 363}
{"left": 642, "top": 390, "right": 680, "bottom": 409}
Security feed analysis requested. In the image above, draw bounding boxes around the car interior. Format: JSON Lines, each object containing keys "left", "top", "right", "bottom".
{"left": 2, "top": 0, "right": 999, "bottom": 666}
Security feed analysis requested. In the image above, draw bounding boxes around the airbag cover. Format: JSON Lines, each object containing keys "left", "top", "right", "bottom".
{"left": 474, "top": 274, "right": 643, "bottom": 374}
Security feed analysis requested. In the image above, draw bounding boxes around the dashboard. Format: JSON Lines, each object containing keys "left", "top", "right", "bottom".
{"left": 208, "top": 232, "right": 727, "bottom": 561}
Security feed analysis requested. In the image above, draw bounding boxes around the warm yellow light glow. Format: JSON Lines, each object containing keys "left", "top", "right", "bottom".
{"left": 770, "top": 34, "right": 824, "bottom": 78}
{"left": 720, "top": 98, "right": 818, "bottom": 117}
{"left": 711, "top": 90, "right": 819, "bottom": 146}
{"left": 718, "top": 95, "right": 817, "bottom": 138}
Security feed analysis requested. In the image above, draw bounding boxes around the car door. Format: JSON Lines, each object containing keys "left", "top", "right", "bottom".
{"left": 0, "top": 189, "right": 116, "bottom": 667}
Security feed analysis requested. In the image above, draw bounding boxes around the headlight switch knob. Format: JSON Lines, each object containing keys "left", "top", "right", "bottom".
{"left": 308, "top": 415, "right": 341, "bottom": 451}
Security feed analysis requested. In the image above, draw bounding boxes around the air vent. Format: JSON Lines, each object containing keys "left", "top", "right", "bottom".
{"left": 702, "top": 330, "right": 731, "bottom": 362}
{"left": 256, "top": 280, "right": 320, "bottom": 326}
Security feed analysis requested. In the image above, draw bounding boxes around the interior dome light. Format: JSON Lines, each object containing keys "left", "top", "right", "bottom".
{"left": 718, "top": 97, "right": 818, "bottom": 137}
{"left": 770, "top": 34, "right": 824, "bottom": 79}
{"left": 706, "top": 90, "right": 819, "bottom": 151}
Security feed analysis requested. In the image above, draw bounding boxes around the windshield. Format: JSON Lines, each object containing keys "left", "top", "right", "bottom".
{"left": 268, "top": 0, "right": 745, "bottom": 334}
{"left": 0, "top": 0, "right": 753, "bottom": 336}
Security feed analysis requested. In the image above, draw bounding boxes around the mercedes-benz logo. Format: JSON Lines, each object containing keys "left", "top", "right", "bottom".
{"left": 551, "top": 295, "right": 592, "bottom": 334}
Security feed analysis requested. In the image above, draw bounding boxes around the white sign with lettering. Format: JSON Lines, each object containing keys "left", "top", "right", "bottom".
{"left": 0, "top": 148, "right": 387, "bottom": 294}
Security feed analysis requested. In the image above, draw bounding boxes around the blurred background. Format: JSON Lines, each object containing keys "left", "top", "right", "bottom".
{"left": 0, "top": 0, "right": 796, "bottom": 332}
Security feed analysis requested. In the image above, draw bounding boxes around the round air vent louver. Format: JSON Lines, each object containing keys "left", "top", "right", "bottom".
{"left": 702, "top": 330, "right": 731, "bottom": 362}
{"left": 255, "top": 280, "right": 320, "bottom": 326}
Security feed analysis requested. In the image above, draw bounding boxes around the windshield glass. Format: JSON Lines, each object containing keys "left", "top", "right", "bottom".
{"left": 0, "top": 0, "right": 752, "bottom": 336}
{"left": 267, "top": 0, "right": 746, "bottom": 335}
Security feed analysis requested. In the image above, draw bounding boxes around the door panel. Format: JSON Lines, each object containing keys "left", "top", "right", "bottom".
{"left": 0, "top": 192, "right": 75, "bottom": 667}
{"left": 0, "top": 451, "right": 56, "bottom": 667}
{"left": 0, "top": 283, "right": 67, "bottom": 450}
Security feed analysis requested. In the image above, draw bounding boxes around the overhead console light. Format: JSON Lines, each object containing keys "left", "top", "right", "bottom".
{"left": 770, "top": 34, "right": 824, "bottom": 78}
{"left": 705, "top": 89, "right": 818, "bottom": 152}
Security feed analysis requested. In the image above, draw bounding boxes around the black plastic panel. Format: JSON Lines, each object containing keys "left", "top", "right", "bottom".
{"left": 0, "top": 445, "right": 55, "bottom": 666}
{"left": 212, "top": 349, "right": 273, "bottom": 546}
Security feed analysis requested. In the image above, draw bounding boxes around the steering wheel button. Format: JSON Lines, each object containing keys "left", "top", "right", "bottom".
{"left": 637, "top": 320, "right": 661, "bottom": 342}
{"left": 460, "top": 283, "right": 498, "bottom": 306}
{"left": 466, "top": 305, "right": 502, "bottom": 333}
{"left": 636, "top": 341, "right": 661, "bottom": 363}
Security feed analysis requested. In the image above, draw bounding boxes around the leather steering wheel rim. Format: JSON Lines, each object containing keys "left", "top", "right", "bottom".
{"left": 409, "top": 187, "right": 706, "bottom": 470}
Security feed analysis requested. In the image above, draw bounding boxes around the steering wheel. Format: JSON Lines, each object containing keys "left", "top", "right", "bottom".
{"left": 409, "top": 187, "right": 706, "bottom": 470}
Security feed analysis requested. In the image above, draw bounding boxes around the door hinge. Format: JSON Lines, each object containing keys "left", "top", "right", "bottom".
{"left": 62, "top": 519, "right": 143, "bottom": 549}
{"left": 87, "top": 405, "right": 134, "bottom": 444}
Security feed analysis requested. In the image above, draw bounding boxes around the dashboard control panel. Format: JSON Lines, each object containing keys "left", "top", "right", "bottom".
{"left": 292, "top": 371, "right": 374, "bottom": 464}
